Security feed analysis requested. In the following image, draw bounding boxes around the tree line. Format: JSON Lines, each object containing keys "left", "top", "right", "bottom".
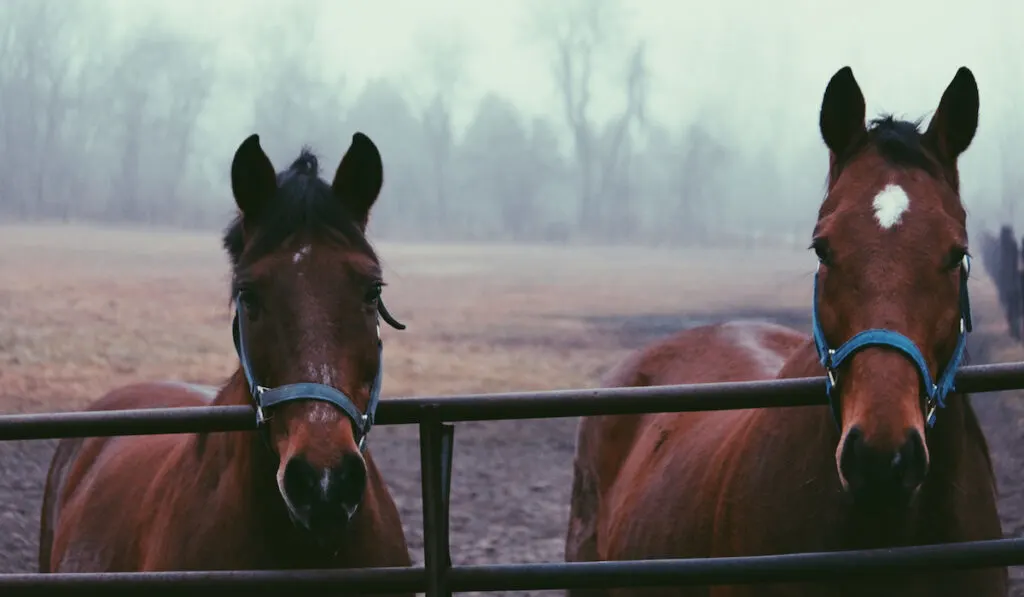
{"left": 0, "top": 1, "right": 832, "bottom": 247}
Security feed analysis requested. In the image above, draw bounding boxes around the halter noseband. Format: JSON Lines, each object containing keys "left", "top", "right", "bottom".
{"left": 811, "top": 255, "right": 972, "bottom": 429}
{"left": 231, "top": 294, "right": 406, "bottom": 451}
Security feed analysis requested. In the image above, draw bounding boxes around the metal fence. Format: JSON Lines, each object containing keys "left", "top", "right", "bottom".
{"left": 3, "top": 360, "right": 1024, "bottom": 595}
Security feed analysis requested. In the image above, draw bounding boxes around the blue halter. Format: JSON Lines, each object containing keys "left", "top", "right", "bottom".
{"left": 231, "top": 294, "right": 405, "bottom": 451}
{"left": 810, "top": 255, "right": 973, "bottom": 429}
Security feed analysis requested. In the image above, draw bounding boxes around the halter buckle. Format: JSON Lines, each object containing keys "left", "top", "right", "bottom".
{"left": 826, "top": 367, "right": 837, "bottom": 389}
{"left": 255, "top": 405, "right": 267, "bottom": 426}
{"left": 925, "top": 398, "right": 938, "bottom": 427}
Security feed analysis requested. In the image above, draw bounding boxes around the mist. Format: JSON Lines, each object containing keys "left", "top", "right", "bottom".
{"left": 0, "top": 0, "right": 1020, "bottom": 246}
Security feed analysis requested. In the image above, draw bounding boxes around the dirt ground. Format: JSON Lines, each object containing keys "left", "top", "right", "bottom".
{"left": 2, "top": 223, "right": 1023, "bottom": 596}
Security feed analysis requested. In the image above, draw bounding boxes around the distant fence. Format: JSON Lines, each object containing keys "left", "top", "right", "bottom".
{"left": 2, "top": 360, "right": 1024, "bottom": 596}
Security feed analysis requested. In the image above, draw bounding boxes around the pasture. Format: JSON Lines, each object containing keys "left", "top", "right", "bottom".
{"left": 2, "top": 223, "right": 1024, "bottom": 595}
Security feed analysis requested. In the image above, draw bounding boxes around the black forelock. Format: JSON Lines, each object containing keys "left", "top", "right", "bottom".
{"left": 221, "top": 148, "right": 377, "bottom": 285}
{"left": 835, "top": 114, "right": 942, "bottom": 179}
{"left": 865, "top": 115, "right": 938, "bottom": 175}
{"left": 288, "top": 147, "right": 320, "bottom": 178}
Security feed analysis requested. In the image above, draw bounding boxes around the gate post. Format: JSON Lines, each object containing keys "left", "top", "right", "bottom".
{"left": 419, "top": 405, "right": 454, "bottom": 597}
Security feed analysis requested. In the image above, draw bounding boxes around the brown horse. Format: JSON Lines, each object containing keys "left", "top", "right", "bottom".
{"left": 565, "top": 67, "right": 1005, "bottom": 596}
{"left": 38, "top": 132, "right": 413, "bottom": 589}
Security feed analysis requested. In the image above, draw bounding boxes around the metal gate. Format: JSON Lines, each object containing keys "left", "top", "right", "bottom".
{"left": 2, "top": 361, "right": 1024, "bottom": 595}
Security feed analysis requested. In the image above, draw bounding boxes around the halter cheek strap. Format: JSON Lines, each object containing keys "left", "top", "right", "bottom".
{"left": 811, "top": 256, "right": 972, "bottom": 429}
{"left": 231, "top": 294, "right": 403, "bottom": 450}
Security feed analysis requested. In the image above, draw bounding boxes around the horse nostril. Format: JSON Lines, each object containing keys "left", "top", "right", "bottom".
{"left": 331, "top": 452, "right": 368, "bottom": 512}
{"left": 838, "top": 425, "right": 865, "bottom": 489}
{"left": 838, "top": 425, "right": 928, "bottom": 501}
{"left": 281, "top": 452, "right": 368, "bottom": 529}
{"left": 282, "top": 457, "right": 320, "bottom": 508}
{"left": 893, "top": 428, "right": 928, "bottom": 491}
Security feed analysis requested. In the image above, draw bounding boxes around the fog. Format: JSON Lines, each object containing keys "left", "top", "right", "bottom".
{"left": 0, "top": 0, "right": 1020, "bottom": 246}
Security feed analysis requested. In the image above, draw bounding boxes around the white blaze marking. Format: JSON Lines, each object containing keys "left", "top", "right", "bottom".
{"left": 319, "top": 364, "right": 335, "bottom": 384}
{"left": 320, "top": 469, "right": 332, "bottom": 497}
{"left": 292, "top": 244, "right": 312, "bottom": 264}
{"left": 305, "top": 362, "right": 336, "bottom": 386}
{"left": 305, "top": 355, "right": 341, "bottom": 423}
{"left": 305, "top": 401, "right": 338, "bottom": 424}
{"left": 872, "top": 184, "right": 910, "bottom": 229}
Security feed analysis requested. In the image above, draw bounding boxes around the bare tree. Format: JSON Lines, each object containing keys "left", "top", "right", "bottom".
{"left": 998, "top": 43, "right": 1022, "bottom": 226}
{"left": 593, "top": 43, "right": 648, "bottom": 240}
{"left": 412, "top": 27, "right": 467, "bottom": 233}
{"left": 526, "top": 0, "right": 647, "bottom": 238}
{"left": 0, "top": 0, "right": 87, "bottom": 217}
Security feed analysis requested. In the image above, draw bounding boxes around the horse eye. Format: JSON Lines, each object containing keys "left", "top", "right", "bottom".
{"left": 238, "top": 289, "right": 261, "bottom": 317}
{"left": 945, "top": 247, "right": 968, "bottom": 271}
{"left": 810, "top": 239, "right": 833, "bottom": 265}
{"left": 365, "top": 283, "right": 383, "bottom": 304}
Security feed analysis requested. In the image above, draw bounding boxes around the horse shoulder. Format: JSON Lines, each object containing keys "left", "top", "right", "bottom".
{"left": 587, "top": 322, "right": 809, "bottom": 563}
{"left": 565, "top": 345, "right": 664, "bottom": 567}
{"left": 607, "top": 321, "right": 805, "bottom": 389}
{"left": 585, "top": 320, "right": 806, "bottom": 496}
{"left": 46, "top": 382, "right": 221, "bottom": 572}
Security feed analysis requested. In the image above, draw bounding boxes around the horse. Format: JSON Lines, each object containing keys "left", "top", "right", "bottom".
{"left": 565, "top": 66, "right": 1005, "bottom": 596}
{"left": 997, "top": 225, "right": 1021, "bottom": 339}
{"left": 38, "top": 132, "right": 413, "bottom": 591}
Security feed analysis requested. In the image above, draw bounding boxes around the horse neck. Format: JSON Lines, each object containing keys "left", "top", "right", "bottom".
{"left": 205, "top": 369, "right": 281, "bottom": 495}
{"left": 195, "top": 372, "right": 291, "bottom": 537}
{"left": 211, "top": 369, "right": 257, "bottom": 408}
{"left": 857, "top": 393, "right": 994, "bottom": 546}
{"left": 919, "top": 391, "right": 995, "bottom": 500}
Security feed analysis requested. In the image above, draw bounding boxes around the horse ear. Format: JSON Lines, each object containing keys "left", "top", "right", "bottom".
{"left": 924, "top": 67, "right": 979, "bottom": 162}
{"left": 819, "top": 66, "right": 866, "bottom": 158}
{"left": 331, "top": 132, "right": 383, "bottom": 230}
{"left": 230, "top": 134, "right": 277, "bottom": 218}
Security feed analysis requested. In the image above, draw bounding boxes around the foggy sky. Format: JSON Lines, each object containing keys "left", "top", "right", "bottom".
{"left": 3, "top": 0, "right": 1021, "bottom": 240}
{"left": 132, "top": 0, "right": 1022, "bottom": 218}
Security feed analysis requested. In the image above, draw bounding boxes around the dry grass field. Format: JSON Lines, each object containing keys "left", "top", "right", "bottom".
{"left": 0, "top": 224, "right": 817, "bottom": 409}
{"left": 2, "top": 222, "right": 1024, "bottom": 595}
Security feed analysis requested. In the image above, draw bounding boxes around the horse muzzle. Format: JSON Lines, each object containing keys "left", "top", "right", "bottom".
{"left": 279, "top": 452, "right": 367, "bottom": 535}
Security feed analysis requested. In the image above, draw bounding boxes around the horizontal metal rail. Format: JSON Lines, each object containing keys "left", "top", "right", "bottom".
{"left": 1, "top": 361, "right": 1022, "bottom": 441}
{"left": 4, "top": 361, "right": 1023, "bottom": 595}
{"left": 447, "top": 536, "right": 1024, "bottom": 591}
{"left": 3, "top": 537, "right": 1022, "bottom": 595}
{"left": 0, "top": 566, "right": 423, "bottom": 596}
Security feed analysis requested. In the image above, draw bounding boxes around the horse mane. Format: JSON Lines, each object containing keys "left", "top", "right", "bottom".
{"left": 221, "top": 147, "right": 378, "bottom": 294}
